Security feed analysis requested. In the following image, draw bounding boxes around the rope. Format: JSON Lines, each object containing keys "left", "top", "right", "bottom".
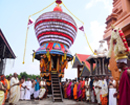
{"left": 22, "top": 17, "right": 29, "bottom": 64}
{"left": 84, "top": 32, "right": 96, "bottom": 55}
{"left": 62, "top": 3, "right": 84, "bottom": 24}
{"left": 62, "top": 2, "right": 96, "bottom": 55}
{"left": 30, "top": 1, "right": 55, "bottom": 17}
{"left": 22, "top": 1, "right": 55, "bottom": 64}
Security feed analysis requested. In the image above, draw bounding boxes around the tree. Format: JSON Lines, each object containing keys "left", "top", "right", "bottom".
{"left": 6, "top": 72, "right": 40, "bottom": 80}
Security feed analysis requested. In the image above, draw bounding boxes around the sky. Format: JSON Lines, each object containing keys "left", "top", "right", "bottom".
{"left": 0, "top": 0, "right": 113, "bottom": 79}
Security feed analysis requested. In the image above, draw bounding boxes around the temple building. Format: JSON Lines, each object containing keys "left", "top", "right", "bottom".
{"left": 0, "top": 29, "right": 16, "bottom": 74}
{"left": 104, "top": 0, "right": 130, "bottom": 50}
{"left": 103, "top": 0, "right": 130, "bottom": 81}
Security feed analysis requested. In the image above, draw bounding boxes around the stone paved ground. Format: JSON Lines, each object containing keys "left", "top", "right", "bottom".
{"left": 5, "top": 98, "right": 98, "bottom": 105}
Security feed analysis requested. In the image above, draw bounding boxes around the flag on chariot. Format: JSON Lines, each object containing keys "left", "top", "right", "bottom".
{"left": 28, "top": 18, "right": 34, "bottom": 28}
{"left": 78, "top": 24, "right": 85, "bottom": 34}
{"left": 79, "top": 25, "right": 84, "bottom": 32}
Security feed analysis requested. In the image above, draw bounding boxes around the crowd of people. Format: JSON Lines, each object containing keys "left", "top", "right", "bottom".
{"left": 0, "top": 73, "right": 120, "bottom": 105}
{"left": 0, "top": 73, "right": 47, "bottom": 105}
{"left": 61, "top": 75, "right": 117, "bottom": 105}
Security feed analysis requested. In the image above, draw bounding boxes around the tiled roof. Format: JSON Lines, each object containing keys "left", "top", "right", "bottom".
{"left": 76, "top": 54, "right": 90, "bottom": 70}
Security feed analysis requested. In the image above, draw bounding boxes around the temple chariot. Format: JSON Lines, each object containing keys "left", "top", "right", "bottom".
{"left": 33, "top": 1, "right": 77, "bottom": 101}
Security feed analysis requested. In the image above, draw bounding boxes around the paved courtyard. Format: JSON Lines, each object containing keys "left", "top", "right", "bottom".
{"left": 5, "top": 98, "right": 97, "bottom": 105}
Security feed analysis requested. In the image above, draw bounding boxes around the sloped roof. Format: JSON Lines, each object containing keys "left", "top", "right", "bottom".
{"left": 72, "top": 54, "right": 95, "bottom": 70}
{"left": 0, "top": 29, "right": 16, "bottom": 59}
{"left": 72, "top": 54, "right": 90, "bottom": 68}
{"left": 80, "top": 66, "right": 90, "bottom": 77}
{"left": 76, "top": 54, "right": 90, "bottom": 70}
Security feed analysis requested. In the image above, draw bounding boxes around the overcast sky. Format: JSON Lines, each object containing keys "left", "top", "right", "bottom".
{"left": 0, "top": 0, "right": 113, "bottom": 79}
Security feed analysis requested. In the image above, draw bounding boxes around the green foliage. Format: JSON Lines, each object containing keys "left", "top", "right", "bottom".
{"left": 6, "top": 72, "right": 40, "bottom": 80}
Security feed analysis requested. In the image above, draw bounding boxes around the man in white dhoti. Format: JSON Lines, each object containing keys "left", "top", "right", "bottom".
{"left": 39, "top": 78, "right": 46, "bottom": 100}
{"left": 99, "top": 76, "right": 108, "bottom": 105}
{"left": 30, "top": 79, "right": 36, "bottom": 96}
{"left": 85, "top": 77, "right": 90, "bottom": 102}
{"left": 9, "top": 73, "right": 20, "bottom": 105}
{"left": 93, "top": 76, "right": 101, "bottom": 104}
{"left": 108, "top": 76, "right": 117, "bottom": 105}
{"left": 20, "top": 78, "right": 26, "bottom": 100}
{"left": 24, "top": 78, "right": 32, "bottom": 100}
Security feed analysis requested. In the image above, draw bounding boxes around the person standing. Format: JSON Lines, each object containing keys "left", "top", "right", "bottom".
{"left": 114, "top": 58, "right": 130, "bottom": 105}
{"left": 89, "top": 76, "right": 95, "bottom": 103}
{"left": 24, "top": 78, "right": 32, "bottom": 100}
{"left": 20, "top": 78, "right": 26, "bottom": 101}
{"left": 0, "top": 77, "right": 6, "bottom": 105}
{"left": 105, "top": 75, "right": 110, "bottom": 105}
{"left": 71, "top": 80, "right": 74, "bottom": 99}
{"left": 108, "top": 76, "right": 116, "bottom": 105}
{"left": 77, "top": 79, "right": 82, "bottom": 101}
{"left": 99, "top": 76, "right": 108, "bottom": 105}
{"left": 67, "top": 79, "right": 72, "bottom": 99}
{"left": 30, "top": 79, "right": 36, "bottom": 98}
{"left": 34, "top": 77, "right": 40, "bottom": 99}
{"left": 39, "top": 78, "right": 46, "bottom": 100}
{"left": 81, "top": 78, "right": 85, "bottom": 101}
{"left": 85, "top": 77, "right": 90, "bottom": 102}
{"left": 7, "top": 76, "right": 11, "bottom": 101}
{"left": 1, "top": 75, "right": 8, "bottom": 104}
{"left": 9, "top": 73, "right": 20, "bottom": 105}
{"left": 93, "top": 76, "right": 101, "bottom": 104}
{"left": 63, "top": 81, "right": 67, "bottom": 99}
{"left": 73, "top": 80, "right": 77, "bottom": 101}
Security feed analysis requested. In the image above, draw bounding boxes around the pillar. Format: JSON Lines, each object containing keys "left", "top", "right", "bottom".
{"left": 0, "top": 45, "right": 6, "bottom": 75}
{"left": 94, "top": 59, "right": 98, "bottom": 75}
{"left": 98, "top": 59, "right": 102, "bottom": 75}
{"left": 102, "top": 58, "right": 105, "bottom": 75}
{"left": 106, "top": 62, "right": 109, "bottom": 74}
{"left": 0, "top": 60, "right": 3, "bottom": 74}
{"left": 90, "top": 61, "right": 93, "bottom": 76}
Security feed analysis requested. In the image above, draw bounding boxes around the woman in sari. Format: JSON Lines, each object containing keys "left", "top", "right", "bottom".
{"left": 77, "top": 79, "right": 82, "bottom": 101}
{"left": 73, "top": 80, "right": 77, "bottom": 101}
{"left": 39, "top": 78, "right": 46, "bottom": 100}
{"left": 64, "top": 82, "right": 67, "bottom": 99}
{"left": 0, "top": 77, "right": 5, "bottom": 105}
{"left": 1, "top": 75, "right": 7, "bottom": 105}
{"left": 71, "top": 80, "right": 74, "bottom": 99}
{"left": 81, "top": 78, "right": 85, "bottom": 101}
{"left": 67, "top": 79, "right": 72, "bottom": 99}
